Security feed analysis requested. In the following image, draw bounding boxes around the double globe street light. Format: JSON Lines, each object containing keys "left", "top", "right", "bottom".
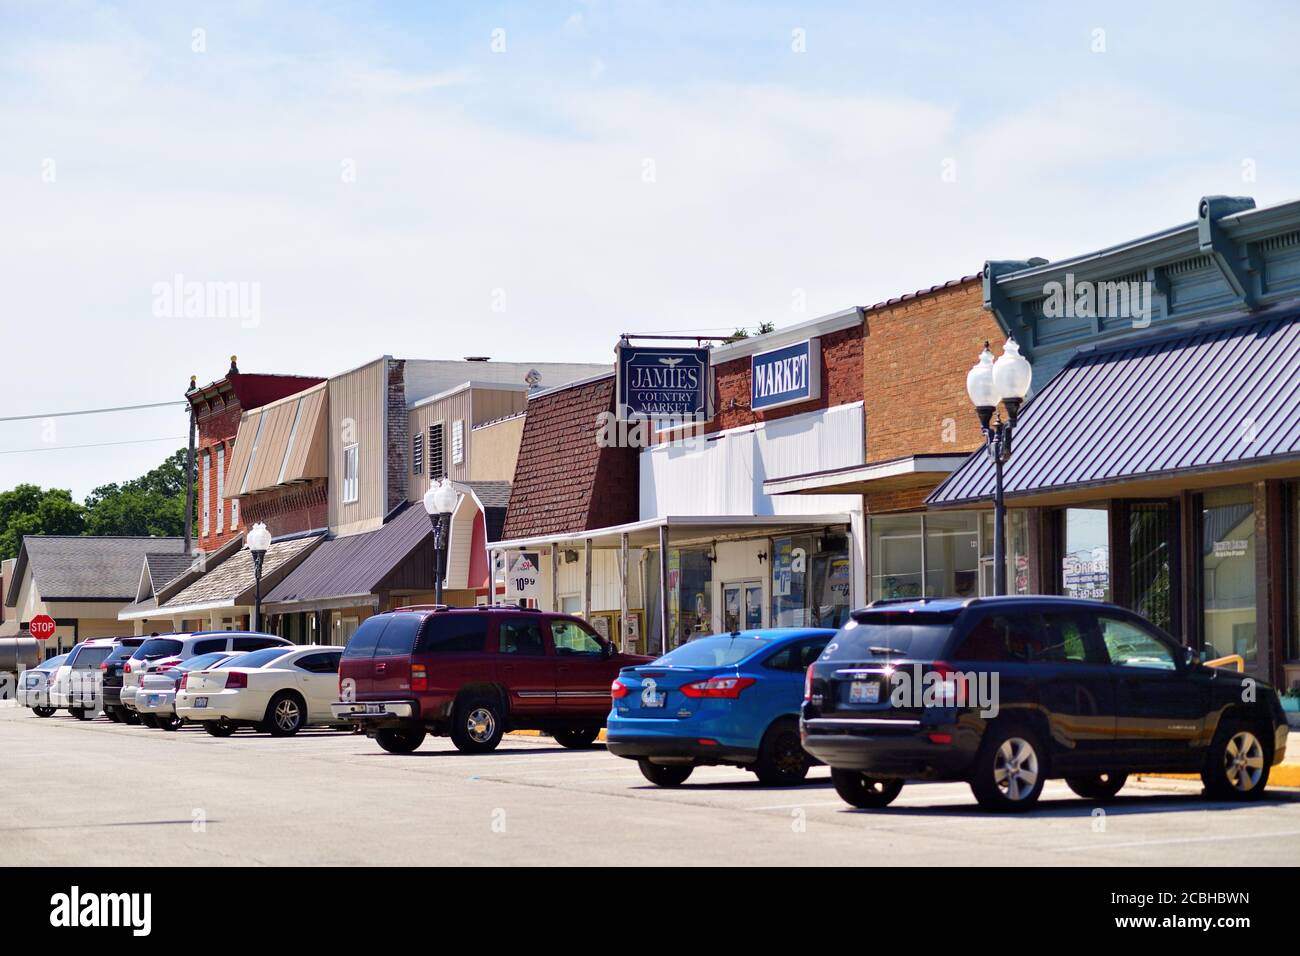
{"left": 965, "top": 337, "right": 1033, "bottom": 596}
{"left": 423, "top": 479, "right": 458, "bottom": 605}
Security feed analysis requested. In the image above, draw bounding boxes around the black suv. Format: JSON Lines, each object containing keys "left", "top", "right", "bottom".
{"left": 801, "top": 596, "right": 1289, "bottom": 812}
{"left": 102, "top": 637, "right": 145, "bottom": 724}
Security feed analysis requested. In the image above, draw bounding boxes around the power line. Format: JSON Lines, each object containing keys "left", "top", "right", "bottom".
{"left": 0, "top": 400, "right": 186, "bottom": 423}
{"left": 0, "top": 436, "right": 186, "bottom": 456}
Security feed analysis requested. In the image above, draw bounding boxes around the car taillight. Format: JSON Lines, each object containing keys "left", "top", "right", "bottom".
{"left": 804, "top": 664, "right": 814, "bottom": 702}
{"left": 224, "top": 671, "right": 247, "bottom": 689}
{"left": 124, "top": 662, "right": 132, "bottom": 674}
{"left": 680, "top": 676, "right": 756, "bottom": 699}
{"left": 610, "top": 679, "right": 630, "bottom": 699}
{"left": 411, "top": 664, "right": 428, "bottom": 692}
{"left": 179, "top": 673, "right": 189, "bottom": 690}
{"left": 99, "top": 662, "right": 109, "bottom": 670}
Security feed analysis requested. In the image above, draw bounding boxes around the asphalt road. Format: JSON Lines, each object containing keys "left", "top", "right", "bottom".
{"left": 3, "top": 704, "right": 1299, "bottom": 866}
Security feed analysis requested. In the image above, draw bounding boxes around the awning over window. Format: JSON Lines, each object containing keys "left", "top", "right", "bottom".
{"left": 225, "top": 382, "right": 327, "bottom": 498}
{"left": 928, "top": 308, "right": 1300, "bottom": 508}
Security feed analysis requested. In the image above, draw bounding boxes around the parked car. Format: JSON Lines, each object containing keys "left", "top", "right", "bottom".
{"left": 135, "top": 651, "right": 246, "bottom": 730}
{"left": 49, "top": 639, "right": 121, "bottom": 719}
{"left": 101, "top": 638, "right": 145, "bottom": 723}
{"left": 801, "top": 596, "right": 1291, "bottom": 812}
{"left": 331, "top": 606, "right": 653, "bottom": 754}
{"left": 17, "top": 653, "right": 69, "bottom": 717}
{"left": 607, "top": 628, "right": 836, "bottom": 786}
{"left": 175, "top": 645, "right": 346, "bottom": 737}
{"left": 121, "top": 632, "right": 291, "bottom": 715}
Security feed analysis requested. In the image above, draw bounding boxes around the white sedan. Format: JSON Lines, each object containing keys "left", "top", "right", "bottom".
{"left": 175, "top": 645, "right": 347, "bottom": 737}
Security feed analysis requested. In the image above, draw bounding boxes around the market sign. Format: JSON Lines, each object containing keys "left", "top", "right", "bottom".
{"left": 505, "top": 552, "right": 541, "bottom": 602}
{"left": 751, "top": 337, "right": 821, "bottom": 412}
{"left": 616, "top": 344, "right": 710, "bottom": 420}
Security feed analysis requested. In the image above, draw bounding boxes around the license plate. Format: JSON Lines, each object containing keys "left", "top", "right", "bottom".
{"left": 849, "top": 680, "right": 880, "bottom": 704}
{"left": 148, "top": 695, "right": 159, "bottom": 706}
{"left": 26, "top": 676, "right": 38, "bottom": 688}
{"left": 642, "top": 693, "right": 665, "bottom": 709}
{"left": 194, "top": 697, "right": 208, "bottom": 708}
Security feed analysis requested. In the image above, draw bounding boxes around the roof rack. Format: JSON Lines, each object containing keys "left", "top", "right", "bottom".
{"left": 393, "top": 604, "right": 450, "bottom": 613}
{"left": 475, "top": 602, "right": 540, "bottom": 612}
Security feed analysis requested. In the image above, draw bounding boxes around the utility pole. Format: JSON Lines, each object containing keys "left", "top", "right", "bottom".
{"left": 183, "top": 375, "right": 197, "bottom": 555}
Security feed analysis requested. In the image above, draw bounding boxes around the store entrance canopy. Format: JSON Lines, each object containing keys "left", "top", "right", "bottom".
{"left": 493, "top": 513, "right": 851, "bottom": 553}
{"left": 928, "top": 307, "right": 1300, "bottom": 509}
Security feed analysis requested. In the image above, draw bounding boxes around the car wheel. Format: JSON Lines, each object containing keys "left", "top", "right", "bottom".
{"left": 203, "top": 718, "right": 238, "bottom": 738}
{"left": 970, "top": 724, "right": 1046, "bottom": 812}
{"left": 830, "top": 768, "right": 904, "bottom": 808}
{"left": 105, "top": 706, "right": 122, "bottom": 723}
{"left": 139, "top": 713, "right": 159, "bottom": 729}
{"left": 1202, "top": 720, "right": 1270, "bottom": 800}
{"left": 450, "top": 695, "right": 505, "bottom": 754}
{"left": 754, "top": 718, "right": 812, "bottom": 786}
{"left": 32, "top": 706, "right": 56, "bottom": 718}
{"left": 376, "top": 727, "right": 427, "bottom": 754}
{"left": 157, "top": 714, "right": 182, "bottom": 732}
{"left": 637, "top": 759, "right": 694, "bottom": 787}
{"left": 1066, "top": 772, "right": 1128, "bottom": 802}
{"left": 265, "top": 692, "right": 307, "bottom": 737}
{"left": 554, "top": 728, "right": 601, "bottom": 749}
{"left": 120, "top": 709, "right": 141, "bottom": 726}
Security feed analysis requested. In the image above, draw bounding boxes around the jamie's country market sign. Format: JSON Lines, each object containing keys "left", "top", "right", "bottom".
{"left": 751, "top": 338, "right": 821, "bottom": 412}
{"left": 616, "top": 344, "right": 711, "bottom": 419}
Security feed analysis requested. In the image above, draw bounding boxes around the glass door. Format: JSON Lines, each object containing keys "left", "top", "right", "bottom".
{"left": 723, "top": 581, "right": 764, "bottom": 632}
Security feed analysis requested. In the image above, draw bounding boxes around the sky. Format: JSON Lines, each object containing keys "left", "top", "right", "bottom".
{"left": 3, "top": 0, "right": 1300, "bottom": 498}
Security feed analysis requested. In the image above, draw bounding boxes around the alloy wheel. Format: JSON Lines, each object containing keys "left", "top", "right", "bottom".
{"left": 466, "top": 707, "right": 496, "bottom": 743}
{"left": 993, "top": 736, "right": 1039, "bottom": 802}
{"left": 1224, "top": 730, "right": 1264, "bottom": 792}
{"left": 275, "top": 699, "right": 302, "bottom": 733}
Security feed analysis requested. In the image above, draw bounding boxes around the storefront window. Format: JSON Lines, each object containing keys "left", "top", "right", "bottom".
{"left": 666, "top": 547, "right": 712, "bottom": 649}
{"left": 771, "top": 533, "right": 851, "bottom": 628}
{"left": 1130, "top": 502, "right": 1174, "bottom": 633}
{"left": 980, "top": 510, "right": 1030, "bottom": 596}
{"left": 927, "top": 513, "right": 979, "bottom": 598}
{"left": 870, "top": 515, "right": 923, "bottom": 600}
{"left": 1061, "top": 506, "right": 1110, "bottom": 601}
{"left": 1202, "top": 485, "right": 1256, "bottom": 664}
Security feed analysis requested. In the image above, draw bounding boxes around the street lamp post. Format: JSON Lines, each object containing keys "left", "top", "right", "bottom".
{"left": 965, "top": 337, "right": 1033, "bottom": 596}
{"left": 247, "top": 522, "right": 272, "bottom": 632}
{"left": 423, "top": 479, "right": 458, "bottom": 605}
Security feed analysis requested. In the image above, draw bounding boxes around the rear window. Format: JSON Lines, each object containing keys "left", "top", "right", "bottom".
{"left": 416, "top": 616, "right": 489, "bottom": 654}
{"left": 342, "top": 616, "right": 390, "bottom": 659}
{"left": 133, "top": 638, "right": 184, "bottom": 660}
{"left": 821, "top": 610, "right": 960, "bottom": 662}
{"left": 217, "top": 648, "right": 290, "bottom": 669}
{"left": 375, "top": 614, "right": 422, "bottom": 656}
{"left": 179, "top": 652, "right": 231, "bottom": 671}
{"left": 105, "top": 644, "right": 139, "bottom": 663}
{"left": 70, "top": 645, "right": 113, "bottom": 669}
{"left": 657, "top": 635, "right": 772, "bottom": 668}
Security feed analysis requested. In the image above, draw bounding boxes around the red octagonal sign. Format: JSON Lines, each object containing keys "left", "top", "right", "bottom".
{"left": 29, "top": 614, "right": 56, "bottom": 641}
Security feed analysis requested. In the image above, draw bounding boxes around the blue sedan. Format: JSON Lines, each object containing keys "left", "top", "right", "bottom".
{"left": 607, "top": 628, "right": 836, "bottom": 787}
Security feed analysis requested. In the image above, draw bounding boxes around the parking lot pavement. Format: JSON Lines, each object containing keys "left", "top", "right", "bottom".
{"left": 3, "top": 704, "right": 1299, "bottom": 866}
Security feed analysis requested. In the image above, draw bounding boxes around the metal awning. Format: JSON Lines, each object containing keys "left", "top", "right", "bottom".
{"left": 764, "top": 455, "right": 969, "bottom": 497}
{"left": 928, "top": 307, "right": 1300, "bottom": 509}
{"left": 493, "top": 513, "right": 851, "bottom": 552}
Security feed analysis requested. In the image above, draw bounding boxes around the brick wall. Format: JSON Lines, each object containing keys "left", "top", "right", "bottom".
{"left": 701, "top": 324, "right": 864, "bottom": 437}
{"left": 862, "top": 279, "right": 1006, "bottom": 464}
{"left": 196, "top": 402, "right": 243, "bottom": 553}
{"left": 239, "top": 479, "right": 329, "bottom": 538}
{"left": 503, "top": 376, "right": 638, "bottom": 539}
{"left": 385, "top": 358, "right": 408, "bottom": 515}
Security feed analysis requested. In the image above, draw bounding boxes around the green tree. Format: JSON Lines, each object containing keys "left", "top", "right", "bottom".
{"left": 0, "top": 485, "right": 86, "bottom": 560}
{"left": 83, "top": 449, "right": 191, "bottom": 537}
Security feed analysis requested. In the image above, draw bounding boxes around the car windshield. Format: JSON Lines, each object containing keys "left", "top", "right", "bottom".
{"left": 655, "top": 634, "right": 772, "bottom": 668}
{"left": 179, "top": 652, "right": 234, "bottom": 671}
{"left": 132, "top": 637, "right": 184, "bottom": 660}
{"left": 39, "top": 655, "right": 69, "bottom": 671}
{"left": 216, "top": 648, "right": 290, "bottom": 669}
{"left": 821, "top": 610, "right": 961, "bottom": 662}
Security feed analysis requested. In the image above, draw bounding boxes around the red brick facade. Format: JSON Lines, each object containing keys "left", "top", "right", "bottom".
{"left": 189, "top": 366, "right": 325, "bottom": 553}
{"left": 861, "top": 279, "right": 1005, "bottom": 464}
{"left": 502, "top": 375, "right": 639, "bottom": 539}
{"left": 238, "top": 479, "right": 329, "bottom": 538}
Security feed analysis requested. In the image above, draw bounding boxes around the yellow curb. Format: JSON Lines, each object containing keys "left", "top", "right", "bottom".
{"left": 1138, "top": 763, "right": 1300, "bottom": 788}
{"left": 508, "top": 729, "right": 608, "bottom": 741}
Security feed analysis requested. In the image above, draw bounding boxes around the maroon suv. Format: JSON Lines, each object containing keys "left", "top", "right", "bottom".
{"left": 331, "top": 606, "right": 652, "bottom": 754}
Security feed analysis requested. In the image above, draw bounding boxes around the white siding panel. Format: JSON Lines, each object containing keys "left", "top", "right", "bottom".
{"left": 639, "top": 403, "right": 863, "bottom": 519}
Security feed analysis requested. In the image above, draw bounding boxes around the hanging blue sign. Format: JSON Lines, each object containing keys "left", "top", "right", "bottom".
{"left": 616, "top": 345, "right": 711, "bottom": 419}
{"left": 751, "top": 338, "right": 821, "bottom": 411}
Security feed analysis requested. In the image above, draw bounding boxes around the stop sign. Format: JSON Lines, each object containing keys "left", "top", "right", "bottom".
{"left": 29, "top": 614, "right": 56, "bottom": 641}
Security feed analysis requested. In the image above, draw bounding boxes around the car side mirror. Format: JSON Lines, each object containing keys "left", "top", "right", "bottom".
{"left": 1184, "top": 646, "right": 1199, "bottom": 667}
{"left": 602, "top": 641, "right": 615, "bottom": 659}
